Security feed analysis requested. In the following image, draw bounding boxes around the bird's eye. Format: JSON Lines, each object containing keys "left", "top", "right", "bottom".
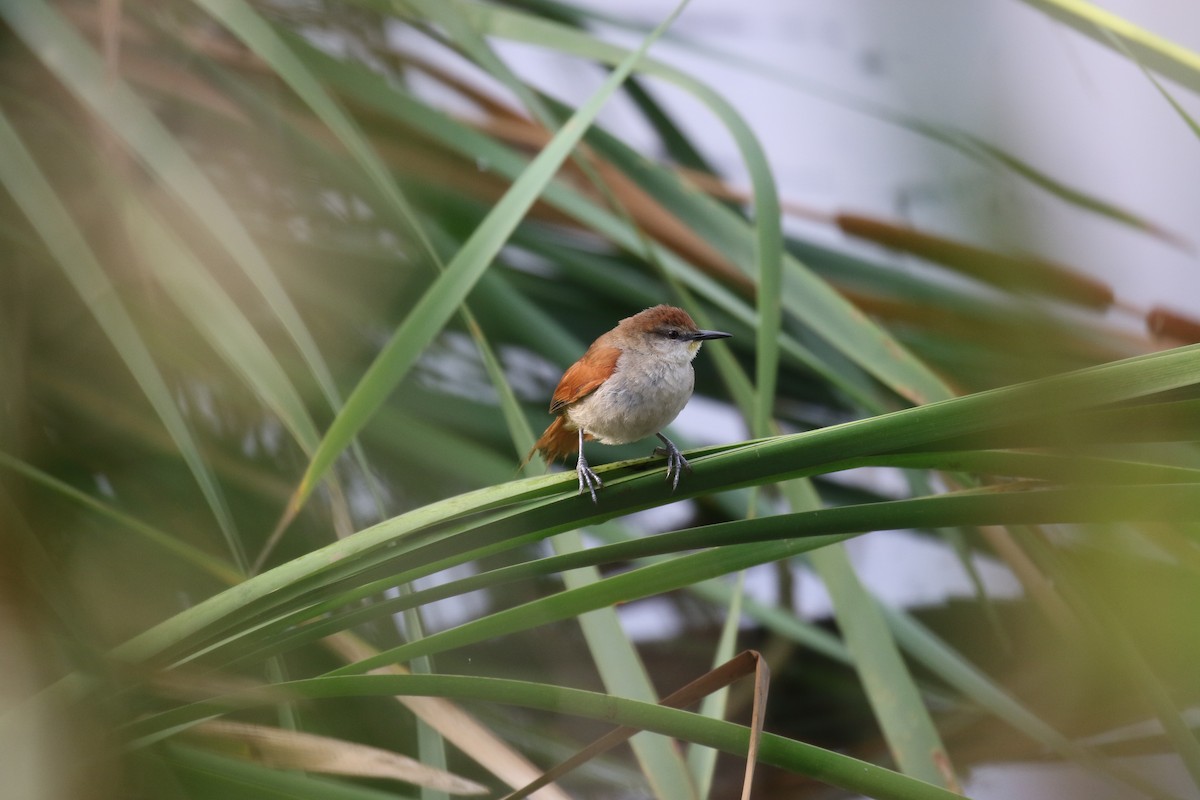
{"left": 666, "top": 329, "right": 679, "bottom": 339}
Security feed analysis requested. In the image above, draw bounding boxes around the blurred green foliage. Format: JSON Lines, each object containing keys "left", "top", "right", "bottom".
{"left": 2, "top": 2, "right": 1200, "bottom": 799}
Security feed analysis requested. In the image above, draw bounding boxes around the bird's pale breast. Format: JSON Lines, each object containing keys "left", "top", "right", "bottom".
{"left": 565, "top": 349, "right": 695, "bottom": 445}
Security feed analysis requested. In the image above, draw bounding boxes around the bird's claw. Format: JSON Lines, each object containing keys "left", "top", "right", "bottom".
{"left": 576, "top": 457, "right": 603, "bottom": 503}
{"left": 653, "top": 435, "right": 692, "bottom": 492}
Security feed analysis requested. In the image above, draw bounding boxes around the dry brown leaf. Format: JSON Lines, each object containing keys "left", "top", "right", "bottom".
{"left": 193, "top": 719, "right": 488, "bottom": 795}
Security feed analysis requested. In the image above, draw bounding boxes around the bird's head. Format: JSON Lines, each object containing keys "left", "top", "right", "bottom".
{"left": 618, "top": 305, "right": 732, "bottom": 362}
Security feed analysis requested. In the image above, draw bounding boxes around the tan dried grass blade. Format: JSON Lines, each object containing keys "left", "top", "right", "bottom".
{"left": 192, "top": 719, "right": 487, "bottom": 795}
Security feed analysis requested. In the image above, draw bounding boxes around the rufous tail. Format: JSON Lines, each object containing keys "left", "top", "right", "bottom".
{"left": 521, "top": 416, "right": 587, "bottom": 467}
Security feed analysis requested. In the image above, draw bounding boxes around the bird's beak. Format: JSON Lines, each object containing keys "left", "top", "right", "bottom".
{"left": 689, "top": 329, "right": 732, "bottom": 341}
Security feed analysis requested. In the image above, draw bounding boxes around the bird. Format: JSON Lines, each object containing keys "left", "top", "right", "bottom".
{"left": 524, "top": 305, "right": 732, "bottom": 502}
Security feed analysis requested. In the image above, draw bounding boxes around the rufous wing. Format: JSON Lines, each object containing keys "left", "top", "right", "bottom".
{"left": 549, "top": 344, "right": 621, "bottom": 414}
{"left": 521, "top": 343, "right": 618, "bottom": 467}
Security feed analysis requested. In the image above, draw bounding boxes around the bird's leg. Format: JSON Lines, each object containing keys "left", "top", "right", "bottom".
{"left": 576, "top": 427, "right": 603, "bottom": 503}
{"left": 653, "top": 432, "right": 692, "bottom": 491}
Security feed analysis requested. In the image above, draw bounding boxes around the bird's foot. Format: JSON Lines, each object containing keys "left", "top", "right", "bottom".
{"left": 576, "top": 454, "right": 603, "bottom": 503}
{"left": 653, "top": 434, "right": 691, "bottom": 491}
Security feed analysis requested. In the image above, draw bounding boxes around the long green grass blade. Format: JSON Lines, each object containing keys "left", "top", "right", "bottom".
{"left": 0, "top": 108, "right": 245, "bottom": 570}
{"left": 321, "top": 481, "right": 1200, "bottom": 676}
{"left": 958, "top": 135, "right": 1189, "bottom": 247}
{"left": 219, "top": 446, "right": 1200, "bottom": 671}
{"left": 200, "top": 476, "right": 1200, "bottom": 681}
